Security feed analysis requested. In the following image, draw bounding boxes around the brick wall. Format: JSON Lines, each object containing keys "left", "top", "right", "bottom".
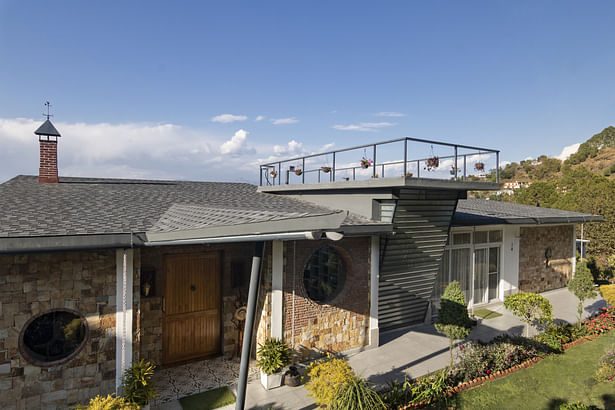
{"left": 282, "top": 238, "right": 370, "bottom": 360}
{"left": 518, "top": 225, "right": 574, "bottom": 293}
{"left": 0, "top": 250, "right": 117, "bottom": 409}
{"left": 38, "top": 140, "right": 58, "bottom": 183}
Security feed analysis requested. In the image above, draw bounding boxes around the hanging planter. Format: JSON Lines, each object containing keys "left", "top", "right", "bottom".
{"left": 360, "top": 157, "right": 373, "bottom": 169}
{"left": 294, "top": 169, "right": 303, "bottom": 176}
{"left": 321, "top": 166, "right": 331, "bottom": 173}
{"left": 450, "top": 166, "right": 461, "bottom": 176}
{"left": 474, "top": 162, "right": 485, "bottom": 172}
{"left": 269, "top": 170, "right": 277, "bottom": 179}
{"left": 424, "top": 156, "right": 439, "bottom": 171}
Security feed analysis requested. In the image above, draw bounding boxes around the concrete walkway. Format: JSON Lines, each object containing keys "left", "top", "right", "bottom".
{"left": 158, "top": 288, "right": 606, "bottom": 410}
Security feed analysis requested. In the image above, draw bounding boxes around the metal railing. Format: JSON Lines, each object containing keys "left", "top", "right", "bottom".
{"left": 259, "top": 137, "right": 500, "bottom": 186}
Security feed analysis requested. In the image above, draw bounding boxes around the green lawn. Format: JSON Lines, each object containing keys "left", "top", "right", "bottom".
{"left": 178, "top": 386, "right": 236, "bottom": 410}
{"left": 453, "top": 331, "right": 615, "bottom": 409}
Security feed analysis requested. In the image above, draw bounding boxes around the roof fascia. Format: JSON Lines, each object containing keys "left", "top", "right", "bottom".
{"left": 0, "top": 233, "right": 142, "bottom": 254}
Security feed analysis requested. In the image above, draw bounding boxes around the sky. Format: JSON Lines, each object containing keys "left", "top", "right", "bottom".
{"left": 1, "top": 1, "right": 614, "bottom": 184}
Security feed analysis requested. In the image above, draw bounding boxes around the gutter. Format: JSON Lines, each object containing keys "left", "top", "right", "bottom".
{"left": 0, "top": 233, "right": 143, "bottom": 254}
{"left": 144, "top": 231, "right": 337, "bottom": 246}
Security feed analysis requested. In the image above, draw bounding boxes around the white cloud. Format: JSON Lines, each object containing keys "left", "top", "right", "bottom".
{"left": 332, "top": 122, "right": 396, "bottom": 132}
{"left": 556, "top": 142, "right": 581, "bottom": 161}
{"left": 255, "top": 115, "right": 265, "bottom": 121}
{"left": 273, "top": 140, "right": 304, "bottom": 155}
{"left": 320, "top": 143, "right": 335, "bottom": 151}
{"left": 211, "top": 114, "right": 248, "bottom": 123}
{"left": 374, "top": 112, "right": 405, "bottom": 117}
{"left": 219, "top": 129, "right": 253, "bottom": 155}
{"left": 271, "top": 117, "right": 299, "bottom": 125}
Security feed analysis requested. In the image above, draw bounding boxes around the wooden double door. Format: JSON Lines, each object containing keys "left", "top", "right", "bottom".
{"left": 162, "top": 253, "right": 221, "bottom": 365}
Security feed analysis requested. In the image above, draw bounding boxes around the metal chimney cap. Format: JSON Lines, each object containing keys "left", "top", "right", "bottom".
{"left": 34, "top": 119, "right": 61, "bottom": 137}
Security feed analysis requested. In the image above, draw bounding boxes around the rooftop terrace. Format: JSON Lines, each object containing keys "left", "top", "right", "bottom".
{"left": 259, "top": 136, "right": 500, "bottom": 187}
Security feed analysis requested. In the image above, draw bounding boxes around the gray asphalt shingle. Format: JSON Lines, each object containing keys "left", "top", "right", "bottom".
{"left": 0, "top": 176, "right": 351, "bottom": 237}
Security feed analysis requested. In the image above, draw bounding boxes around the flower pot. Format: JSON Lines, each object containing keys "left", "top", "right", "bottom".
{"left": 294, "top": 170, "right": 303, "bottom": 176}
{"left": 260, "top": 370, "right": 283, "bottom": 390}
{"left": 283, "top": 366, "right": 301, "bottom": 387}
{"left": 321, "top": 167, "right": 331, "bottom": 173}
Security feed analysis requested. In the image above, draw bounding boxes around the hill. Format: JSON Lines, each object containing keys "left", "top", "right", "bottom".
{"left": 566, "top": 126, "right": 615, "bottom": 165}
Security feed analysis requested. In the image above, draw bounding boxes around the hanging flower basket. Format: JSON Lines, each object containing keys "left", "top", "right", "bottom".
{"left": 360, "top": 157, "right": 373, "bottom": 169}
{"left": 294, "top": 169, "right": 303, "bottom": 176}
{"left": 424, "top": 156, "right": 439, "bottom": 171}
{"left": 450, "top": 166, "right": 461, "bottom": 176}
{"left": 474, "top": 162, "right": 485, "bottom": 172}
{"left": 321, "top": 166, "right": 331, "bottom": 173}
{"left": 269, "top": 170, "right": 277, "bottom": 179}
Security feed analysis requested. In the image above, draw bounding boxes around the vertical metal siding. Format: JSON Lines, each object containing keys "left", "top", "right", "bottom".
{"left": 378, "top": 189, "right": 458, "bottom": 332}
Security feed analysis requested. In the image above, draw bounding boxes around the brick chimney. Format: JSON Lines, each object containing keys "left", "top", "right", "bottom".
{"left": 34, "top": 119, "right": 61, "bottom": 183}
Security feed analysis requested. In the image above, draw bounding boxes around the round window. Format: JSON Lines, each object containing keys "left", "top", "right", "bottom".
{"left": 303, "top": 246, "right": 346, "bottom": 303}
{"left": 19, "top": 308, "right": 88, "bottom": 367}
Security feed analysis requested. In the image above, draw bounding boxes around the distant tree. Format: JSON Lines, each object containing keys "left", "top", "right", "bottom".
{"left": 566, "top": 126, "right": 615, "bottom": 165}
{"left": 435, "top": 281, "right": 472, "bottom": 366}
{"left": 568, "top": 262, "right": 597, "bottom": 327}
{"left": 513, "top": 181, "right": 559, "bottom": 207}
{"left": 504, "top": 292, "right": 553, "bottom": 337}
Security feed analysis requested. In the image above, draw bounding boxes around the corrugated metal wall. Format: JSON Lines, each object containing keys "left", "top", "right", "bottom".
{"left": 378, "top": 189, "right": 459, "bottom": 332}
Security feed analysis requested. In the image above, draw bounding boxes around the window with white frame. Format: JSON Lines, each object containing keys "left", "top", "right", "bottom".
{"left": 433, "top": 229, "right": 502, "bottom": 308}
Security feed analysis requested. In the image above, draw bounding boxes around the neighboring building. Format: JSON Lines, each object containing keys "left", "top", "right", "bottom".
{"left": 0, "top": 120, "right": 602, "bottom": 408}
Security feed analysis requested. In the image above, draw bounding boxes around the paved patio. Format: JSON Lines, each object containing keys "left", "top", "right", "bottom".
{"left": 154, "top": 287, "right": 606, "bottom": 410}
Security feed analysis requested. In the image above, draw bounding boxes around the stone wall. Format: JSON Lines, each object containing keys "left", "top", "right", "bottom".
{"left": 519, "top": 225, "right": 574, "bottom": 293}
{"left": 0, "top": 250, "right": 117, "bottom": 409}
{"left": 282, "top": 238, "right": 370, "bottom": 360}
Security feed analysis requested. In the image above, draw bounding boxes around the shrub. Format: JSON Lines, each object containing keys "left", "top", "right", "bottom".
{"left": 535, "top": 322, "right": 585, "bottom": 352}
{"left": 568, "top": 262, "right": 597, "bottom": 327}
{"left": 584, "top": 306, "right": 615, "bottom": 335}
{"left": 76, "top": 394, "right": 139, "bottom": 410}
{"left": 450, "top": 335, "right": 546, "bottom": 383}
{"left": 559, "top": 402, "right": 591, "bottom": 410}
{"left": 504, "top": 292, "right": 553, "bottom": 336}
{"left": 122, "top": 359, "right": 156, "bottom": 406}
{"left": 594, "top": 345, "right": 615, "bottom": 383}
{"left": 305, "top": 354, "right": 355, "bottom": 406}
{"left": 330, "top": 376, "right": 386, "bottom": 409}
{"left": 600, "top": 284, "right": 615, "bottom": 306}
{"left": 256, "top": 338, "right": 292, "bottom": 374}
{"left": 381, "top": 377, "right": 413, "bottom": 409}
{"left": 435, "top": 281, "right": 472, "bottom": 366}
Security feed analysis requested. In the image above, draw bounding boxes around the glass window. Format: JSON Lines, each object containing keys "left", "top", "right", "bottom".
{"left": 452, "top": 232, "right": 471, "bottom": 245}
{"left": 20, "top": 309, "right": 88, "bottom": 366}
{"left": 451, "top": 248, "right": 472, "bottom": 303}
{"left": 473, "top": 231, "right": 488, "bottom": 244}
{"left": 304, "top": 246, "right": 346, "bottom": 303}
{"left": 489, "top": 230, "right": 503, "bottom": 243}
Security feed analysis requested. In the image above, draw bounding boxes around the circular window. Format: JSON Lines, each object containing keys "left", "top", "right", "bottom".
{"left": 19, "top": 308, "right": 88, "bottom": 367}
{"left": 303, "top": 246, "right": 346, "bottom": 303}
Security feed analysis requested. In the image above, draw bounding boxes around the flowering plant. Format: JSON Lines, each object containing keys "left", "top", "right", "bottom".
{"left": 360, "top": 157, "right": 373, "bottom": 169}
{"left": 474, "top": 162, "right": 485, "bottom": 171}
{"left": 450, "top": 166, "right": 461, "bottom": 176}
{"left": 584, "top": 306, "right": 615, "bottom": 335}
{"left": 424, "top": 156, "right": 439, "bottom": 171}
{"left": 269, "top": 170, "right": 277, "bottom": 179}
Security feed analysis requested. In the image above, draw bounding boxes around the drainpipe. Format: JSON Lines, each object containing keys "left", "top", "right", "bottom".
{"left": 236, "top": 241, "right": 265, "bottom": 410}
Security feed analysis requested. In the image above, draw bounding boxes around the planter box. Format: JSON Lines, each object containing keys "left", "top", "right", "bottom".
{"left": 260, "top": 370, "right": 283, "bottom": 390}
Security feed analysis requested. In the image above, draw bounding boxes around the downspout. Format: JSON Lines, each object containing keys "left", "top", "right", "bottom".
{"left": 236, "top": 242, "right": 265, "bottom": 410}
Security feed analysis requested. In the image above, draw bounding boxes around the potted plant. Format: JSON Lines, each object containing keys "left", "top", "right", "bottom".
{"left": 474, "top": 162, "right": 485, "bottom": 172}
{"left": 360, "top": 157, "right": 373, "bottom": 169}
{"left": 256, "top": 338, "right": 292, "bottom": 390}
{"left": 283, "top": 365, "right": 301, "bottom": 387}
{"left": 269, "top": 170, "right": 277, "bottom": 179}
{"left": 122, "top": 359, "right": 156, "bottom": 409}
{"left": 424, "top": 156, "right": 439, "bottom": 171}
{"left": 321, "top": 166, "right": 331, "bottom": 173}
{"left": 294, "top": 168, "right": 303, "bottom": 176}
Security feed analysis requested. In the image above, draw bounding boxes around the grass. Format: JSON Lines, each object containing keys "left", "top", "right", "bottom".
{"left": 453, "top": 331, "right": 615, "bottom": 409}
{"left": 178, "top": 386, "right": 236, "bottom": 410}
{"left": 472, "top": 308, "right": 503, "bottom": 320}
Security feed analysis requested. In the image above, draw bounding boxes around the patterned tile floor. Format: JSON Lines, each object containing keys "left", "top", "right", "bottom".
{"left": 153, "top": 356, "right": 259, "bottom": 405}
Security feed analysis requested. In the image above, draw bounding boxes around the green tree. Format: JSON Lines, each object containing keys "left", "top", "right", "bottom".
{"left": 568, "top": 262, "right": 597, "bottom": 327}
{"left": 513, "top": 181, "right": 559, "bottom": 207}
{"left": 504, "top": 292, "right": 553, "bottom": 337}
{"left": 435, "top": 281, "right": 472, "bottom": 366}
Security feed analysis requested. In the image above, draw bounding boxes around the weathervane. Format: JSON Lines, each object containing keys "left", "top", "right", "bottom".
{"left": 43, "top": 101, "right": 53, "bottom": 120}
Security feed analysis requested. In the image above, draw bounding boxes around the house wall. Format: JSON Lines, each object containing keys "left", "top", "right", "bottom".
{"left": 138, "top": 243, "right": 255, "bottom": 365}
{"left": 500, "top": 225, "right": 520, "bottom": 298}
{"left": 282, "top": 237, "right": 370, "bottom": 361}
{"left": 518, "top": 225, "right": 574, "bottom": 293}
{"left": 0, "top": 250, "right": 117, "bottom": 409}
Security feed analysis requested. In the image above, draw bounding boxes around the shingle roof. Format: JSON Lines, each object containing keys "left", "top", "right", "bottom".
{"left": 0, "top": 175, "right": 377, "bottom": 238}
{"left": 453, "top": 198, "right": 603, "bottom": 226}
{"left": 34, "top": 119, "right": 61, "bottom": 137}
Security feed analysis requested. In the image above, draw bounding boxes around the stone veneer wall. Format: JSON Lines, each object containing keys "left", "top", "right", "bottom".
{"left": 139, "top": 243, "right": 255, "bottom": 365}
{"left": 0, "top": 250, "right": 117, "bottom": 409}
{"left": 519, "top": 225, "right": 574, "bottom": 293}
{"left": 282, "top": 238, "right": 370, "bottom": 360}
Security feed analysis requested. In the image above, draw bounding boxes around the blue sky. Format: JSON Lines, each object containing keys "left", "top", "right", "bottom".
{"left": 1, "top": 1, "right": 614, "bottom": 183}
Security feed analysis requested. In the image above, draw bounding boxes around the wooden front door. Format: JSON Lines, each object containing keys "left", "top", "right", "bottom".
{"left": 162, "top": 253, "right": 221, "bottom": 365}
